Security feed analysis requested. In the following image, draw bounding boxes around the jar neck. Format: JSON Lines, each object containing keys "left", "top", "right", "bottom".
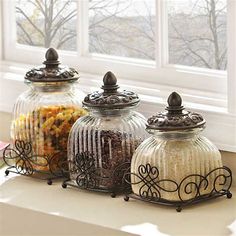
{"left": 27, "top": 81, "right": 75, "bottom": 92}
{"left": 148, "top": 128, "right": 203, "bottom": 140}
{"left": 89, "top": 108, "right": 132, "bottom": 117}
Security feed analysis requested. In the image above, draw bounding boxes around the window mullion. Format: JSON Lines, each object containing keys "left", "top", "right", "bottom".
{"left": 2, "top": 0, "right": 16, "bottom": 61}
{"left": 227, "top": 0, "right": 236, "bottom": 114}
{"left": 0, "top": 0, "right": 2, "bottom": 60}
{"left": 156, "top": 0, "right": 169, "bottom": 69}
{"left": 77, "top": 0, "right": 89, "bottom": 57}
{"left": 155, "top": 0, "right": 160, "bottom": 68}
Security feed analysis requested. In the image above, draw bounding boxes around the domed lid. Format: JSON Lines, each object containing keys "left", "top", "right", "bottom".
{"left": 147, "top": 92, "right": 206, "bottom": 131}
{"left": 25, "top": 48, "right": 79, "bottom": 82}
{"left": 83, "top": 71, "right": 140, "bottom": 109}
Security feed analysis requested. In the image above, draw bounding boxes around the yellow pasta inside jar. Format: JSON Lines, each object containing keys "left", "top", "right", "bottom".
{"left": 12, "top": 105, "right": 87, "bottom": 173}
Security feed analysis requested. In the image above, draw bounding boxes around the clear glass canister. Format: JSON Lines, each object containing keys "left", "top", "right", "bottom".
{"left": 10, "top": 48, "right": 87, "bottom": 173}
{"left": 131, "top": 92, "right": 223, "bottom": 201}
{"left": 68, "top": 71, "right": 148, "bottom": 192}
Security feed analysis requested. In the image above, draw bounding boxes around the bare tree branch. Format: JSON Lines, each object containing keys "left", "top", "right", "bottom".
{"left": 16, "top": 7, "right": 45, "bottom": 38}
{"left": 16, "top": 0, "right": 77, "bottom": 49}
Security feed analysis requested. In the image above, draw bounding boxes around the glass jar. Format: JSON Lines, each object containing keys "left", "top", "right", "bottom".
{"left": 67, "top": 71, "right": 148, "bottom": 193}
{"left": 131, "top": 92, "right": 223, "bottom": 201}
{"left": 10, "top": 48, "right": 87, "bottom": 174}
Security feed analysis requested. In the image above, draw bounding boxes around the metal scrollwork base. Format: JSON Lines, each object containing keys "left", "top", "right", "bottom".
{"left": 3, "top": 140, "right": 68, "bottom": 185}
{"left": 62, "top": 152, "right": 131, "bottom": 197}
{"left": 123, "top": 164, "right": 233, "bottom": 212}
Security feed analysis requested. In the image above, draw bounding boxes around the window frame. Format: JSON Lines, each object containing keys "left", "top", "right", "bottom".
{"left": 1, "top": 0, "right": 230, "bottom": 95}
{"left": 227, "top": 0, "right": 236, "bottom": 114}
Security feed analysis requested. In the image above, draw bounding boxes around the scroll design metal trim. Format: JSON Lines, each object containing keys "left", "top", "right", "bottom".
{"left": 124, "top": 163, "right": 232, "bottom": 211}
{"left": 63, "top": 152, "right": 131, "bottom": 196}
{"left": 69, "top": 152, "right": 103, "bottom": 189}
{"left": 3, "top": 140, "right": 68, "bottom": 183}
{"left": 25, "top": 67, "right": 79, "bottom": 81}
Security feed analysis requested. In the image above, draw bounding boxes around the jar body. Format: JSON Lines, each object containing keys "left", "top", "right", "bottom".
{"left": 11, "top": 82, "right": 87, "bottom": 173}
{"left": 68, "top": 110, "right": 147, "bottom": 190}
{"left": 131, "top": 131, "right": 223, "bottom": 201}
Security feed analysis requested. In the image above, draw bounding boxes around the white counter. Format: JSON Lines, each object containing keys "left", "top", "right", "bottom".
{"left": 0, "top": 169, "right": 235, "bottom": 236}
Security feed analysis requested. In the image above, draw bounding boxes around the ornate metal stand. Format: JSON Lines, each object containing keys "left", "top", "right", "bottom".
{"left": 3, "top": 140, "right": 68, "bottom": 185}
{"left": 62, "top": 152, "right": 131, "bottom": 197}
{"left": 123, "top": 164, "right": 233, "bottom": 212}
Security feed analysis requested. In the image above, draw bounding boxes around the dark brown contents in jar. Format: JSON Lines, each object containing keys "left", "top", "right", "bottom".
{"left": 71, "top": 130, "right": 141, "bottom": 190}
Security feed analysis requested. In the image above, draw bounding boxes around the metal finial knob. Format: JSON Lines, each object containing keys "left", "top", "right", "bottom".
{"left": 44, "top": 48, "right": 59, "bottom": 67}
{"left": 101, "top": 71, "right": 119, "bottom": 92}
{"left": 103, "top": 71, "right": 117, "bottom": 86}
{"left": 166, "top": 92, "right": 184, "bottom": 113}
{"left": 167, "top": 92, "right": 182, "bottom": 107}
{"left": 45, "top": 48, "right": 58, "bottom": 61}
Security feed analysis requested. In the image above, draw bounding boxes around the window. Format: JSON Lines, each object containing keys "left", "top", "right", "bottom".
{"left": 15, "top": 0, "right": 77, "bottom": 51}
{"left": 1, "top": 0, "right": 233, "bottom": 94}
{"left": 89, "top": 0, "right": 155, "bottom": 60}
{"left": 168, "top": 0, "right": 227, "bottom": 70}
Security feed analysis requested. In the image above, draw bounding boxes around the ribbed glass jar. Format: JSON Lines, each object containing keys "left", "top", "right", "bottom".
{"left": 68, "top": 109, "right": 147, "bottom": 189}
{"left": 131, "top": 92, "right": 223, "bottom": 201}
{"left": 10, "top": 48, "right": 87, "bottom": 173}
{"left": 67, "top": 71, "right": 148, "bottom": 192}
{"left": 131, "top": 129, "right": 222, "bottom": 201}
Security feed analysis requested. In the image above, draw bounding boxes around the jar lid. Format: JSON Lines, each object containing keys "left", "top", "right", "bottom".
{"left": 25, "top": 48, "right": 79, "bottom": 82}
{"left": 147, "top": 92, "right": 206, "bottom": 131}
{"left": 83, "top": 71, "right": 140, "bottom": 109}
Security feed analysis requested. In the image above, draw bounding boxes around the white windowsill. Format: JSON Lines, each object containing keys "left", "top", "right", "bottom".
{"left": 0, "top": 169, "right": 236, "bottom": 236}
{"left": 0, "top": 60, "right": 235, "bottom": 152}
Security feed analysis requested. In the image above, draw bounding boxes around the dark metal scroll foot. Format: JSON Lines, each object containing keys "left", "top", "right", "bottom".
{"left": 227, "top": 191, "right": 232, "bottom": 199}
{"left": 176, "top": 206, "right": 182, "bottom": 212}
{"left": 123, "top": 164, "right": 233, "bottom": 211}
{"left": 2, "top": 140, "right": 67, "bottom": 183}
{"left": 62, "top": 182, "right": 67, "bottom": 189}
{"left": 124, "top": 196, "right": 129, "bottom": 202}
{"left": 111, "top": 192, "right": 116, "bottom": 198}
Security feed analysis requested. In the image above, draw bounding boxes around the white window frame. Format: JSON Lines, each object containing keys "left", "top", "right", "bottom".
{"left": 1, "top": 0, "right": 229, "bottom": 94}
{"left": 0, "top": 0, "right": 236, "bottom": 152}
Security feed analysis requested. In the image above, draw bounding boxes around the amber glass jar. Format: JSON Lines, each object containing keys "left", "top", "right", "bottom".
{"left": 67, "top": 71, "right": 147, "bottom": 193}
{"left": 10, "top": 48, "right": 87, "bottom": 173}
{"left": 131, "top": 92, "right": 223, "bottom": 201}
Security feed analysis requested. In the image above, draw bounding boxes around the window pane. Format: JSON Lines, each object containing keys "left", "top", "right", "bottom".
{"left": 16, "top": 0, "right": 77, "bottom": 50}
{"left": 168, "top": 0, "right": 227, "bottom": 70}
{"left": 89, "top": 0, "right": 156, "bottom": 60}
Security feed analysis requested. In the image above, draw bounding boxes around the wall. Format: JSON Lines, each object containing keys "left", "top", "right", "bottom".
{"left": 0, "top": 111, "right": 235, "bottom": 185}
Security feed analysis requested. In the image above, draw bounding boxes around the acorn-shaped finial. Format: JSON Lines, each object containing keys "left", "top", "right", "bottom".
{"left": 101, "top": 71, "right": 119, "bottom": 92}
{"left": 45, "top": 48, "right": 58, "bottom": 61}
{"left": 44, "top": 48, "right": 59, "bottom": 66}
{"left": 103, "top": 71, "right": 117, "bottom": 86}
{"left": 167, "top": 92, "right": 182, "bottom": 107}
{"left": 166, "top": 92, "right": 184, "bottom": 113}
